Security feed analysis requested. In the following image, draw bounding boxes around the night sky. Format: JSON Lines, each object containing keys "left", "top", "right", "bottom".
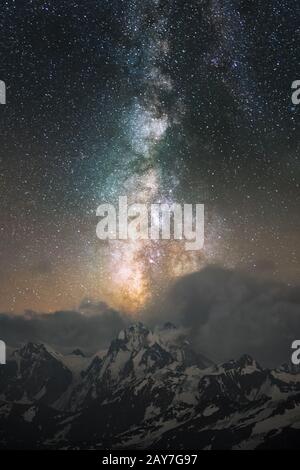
{"left": 0, "top": 0, "right": 299, "bottom": 315}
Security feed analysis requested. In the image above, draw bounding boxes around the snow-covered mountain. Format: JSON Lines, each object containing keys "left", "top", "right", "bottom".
{"left": 1, "top": 323, "right": 300, "bottom": 449}
{"left": 0, "top": 342, "right": 72, "bottom": 405}
{"left": 67, "top": 322, "right": 212, "bottom": 411}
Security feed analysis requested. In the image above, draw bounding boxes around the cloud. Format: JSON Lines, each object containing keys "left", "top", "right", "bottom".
{"left": 146, "top": 266, "right": 300, "bottom": 366}
{"left": 78, "top": 298, "right": 110, "bottom": 316}
{"left": 1, "top": 266, "right": 299, "bottom": 366}
{"left": 0, "top": 304, "right": 129, "bottom": 355}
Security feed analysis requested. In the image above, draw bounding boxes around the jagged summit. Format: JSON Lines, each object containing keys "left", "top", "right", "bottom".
{"left": 236, "top": 354, "right": 261, "bottom": 370}
{"left": 108, "top": 322, "right": 153, "bottom": 355}
{"left": 160, "top": 321, "right": 177, "bottom": 330}
{"left": 2, "top": 342, "right": 72, "bottom": 406}
{"left": 12, "top": 342, "right": 62, "bottom": 362}
{"left": 15, "top": 342, "right": 47, "bottom": 356}
{"left": 70, "top": 348, "right": 86, "bottom": 357}
{"left": 107, "top": 321, "right": 211, "bottom": 370}
{"left": 219, "top": 354, "right": 262, "bottom": 374}
{"left": 117, "top": 322, "right": 150, "bottom": 341}
{"left": 1, "top": 324, "right": 300, "bottom": 449}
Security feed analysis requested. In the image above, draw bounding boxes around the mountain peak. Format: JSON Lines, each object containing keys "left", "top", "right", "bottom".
{"left": 70, "top": 348, "right": 85, "bottom": 357}
{"left": 161, "top": 322, "right": 177, "bottom": 331}
{"left": 237, "top": 354, "right": 259, "bottom": 368}
{"left": 238, "top": 353, "right": 254, "bottom": 363}
{"left": 120, "top": 322, "right": 150, "bottom": 336}
{"left": 221, "top": 354, "right": 261, "bottom": 374}
{"left": 115, "top": 322, "right": 152, "bottom": 351}
{"left": 5, "top": 342, "right": 72, "bottom": 407}
{"left": 15, "top": 342, "right": 47, "bottom": 358}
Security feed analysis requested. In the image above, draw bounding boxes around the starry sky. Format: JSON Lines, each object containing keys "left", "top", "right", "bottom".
{"left": 0, "top": 0, "right": 299, "bottom": 315}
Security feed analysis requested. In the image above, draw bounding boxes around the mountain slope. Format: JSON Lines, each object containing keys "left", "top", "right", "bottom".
{"left": 0, "top": 343, "right": 72, "bottom": 406}
{"left": 0, "top": 323, "right": 300, "bottom": 449}
{"left": 67, "top": 322, "right": 212, "bottom": 411}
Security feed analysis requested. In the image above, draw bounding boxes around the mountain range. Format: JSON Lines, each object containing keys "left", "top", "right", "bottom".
{"left": 0, "top": 322, "right": 300, "bottom": 449}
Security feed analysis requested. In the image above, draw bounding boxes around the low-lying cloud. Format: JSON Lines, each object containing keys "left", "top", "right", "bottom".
{"left": 1, "top": 266, "right": 299, "bottom": 365}
{"left": 147, "top": 266, "right": 300, "bottom": 366}
{"left": 0, "top": 303, "right": 128, "bottom": 355}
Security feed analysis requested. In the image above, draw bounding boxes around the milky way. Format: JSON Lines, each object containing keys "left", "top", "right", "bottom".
{"left": 94, "top": 0, "right": 232, "bottom": 312}
{"left": 96, "top": 1, "right": 206, "bottom": 311}
{"left": 0, "top": 0, "right": 299, "bottom": 313}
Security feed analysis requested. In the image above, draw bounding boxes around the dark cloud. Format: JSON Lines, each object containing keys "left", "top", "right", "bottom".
{"left": 146, "top": 266, "right": 300, "bottom": 367}
{"left": 78, "top": 298, "right": 110, "bottom": 316}
{"left": 0, "top": 304, "right": 128, "bottom": 355}
{"left": 1, "top": 266, "right": 299, "bottom": 366}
